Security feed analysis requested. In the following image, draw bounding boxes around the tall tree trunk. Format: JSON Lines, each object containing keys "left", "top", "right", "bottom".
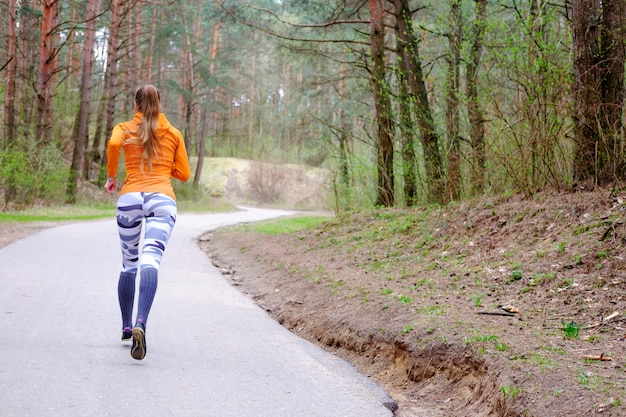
{"left": 4, "top": 0, "right": 17, "bottom": 147}
{"left": 600, "top": 0, "right": 625, "bottom": 180}
{"left": 99, "top": 0, "right": 124, "bottom": 184}
{"left": 572, "top": 0, "right": 601, "bottom": 183}
{"left": 247, "top": 30, "right": 258, "bottom": 156}
{"left": 35, "top": 0, "right": 59, "bottom": 145}
{"left": 396, "top": 0, "right": 444, "bottom": 204}
{"left": 133, "top": 2, "right": 143, "bottom": 81}
{"left": 571, "top": 0, "right": 625, "bottom": 185}
{"left": 182, "top": 7, "right": 203, "bottom": 163}
{"left": 90, "top": 78, "right": 106, "bottom": 168}
{"left": 337, "top": 62, "right": 351, "bottom": 211}
{"left": 193, "top": 20, "right": 217, "bottom": 186}
{"left": 18, "top": 1, "right": 39, "bottom": 131}
{"left": 67, "top": 0, "right": 101, "bottom": 203}
{"left": 446, "top": 0, "right": 462, "bottom": 201}
{"left": 467, "top": 0, "right": 487, "bottom": 195}
{"left": 394, "top": 0, "right": 417, "bottom": 206}
{"left": 370, "top": 0, "right": 394, "bottom": 207}
{"left": 147, "top": 7, "right": 158, "bottom": 80}
{"left": 66, "top": 3, "right": 77, "bottom": 83}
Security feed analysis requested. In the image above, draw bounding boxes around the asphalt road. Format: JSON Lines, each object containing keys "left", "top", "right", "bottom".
{"left": 0, "top": 207, "right": 395, "bottom": 417}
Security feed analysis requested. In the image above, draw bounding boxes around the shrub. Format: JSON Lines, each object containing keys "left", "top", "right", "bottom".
{"left": 0, "top": 140, "right": 68, "bottom": 207}
{"left": 247, "top": 161, "right": 285, "bottom": 203}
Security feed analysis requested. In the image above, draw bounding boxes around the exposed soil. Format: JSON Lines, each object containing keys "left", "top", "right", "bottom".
{"left": 201, "top": 189, "right": 626, "bottom": 417}
{"left": 0, "top": 222, "right": 59, "bottom": 249}
{"left": 4, "top": 188, "right": 626, "bottom": 416}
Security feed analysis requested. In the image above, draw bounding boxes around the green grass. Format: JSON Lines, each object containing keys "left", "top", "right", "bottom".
{"left": 229, "top": 215, "right": 331, "bottom": 235}
{"left": 501, "top": 385, "right": 521, "bottom": 398}
{"left": 561, "top": 320, "right": 581, "bottom": 339}
{"left": 0, "top": 205, "right": 114, "bottom": 222}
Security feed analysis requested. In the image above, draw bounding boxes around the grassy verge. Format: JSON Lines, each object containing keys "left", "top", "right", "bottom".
{"left": 228, "top": 215, "right": 332, "bottom": 235}
{"left": 0, "top": 205, "right": 115, "bottom": 223}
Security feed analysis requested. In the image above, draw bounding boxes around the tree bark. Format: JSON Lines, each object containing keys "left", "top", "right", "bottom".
{"left": 446, "top": 0, "right": 462, "bottom": 201}
{"left": 337, "top": 62, "right": 351, "bottom": 211}
{"left": 394, "top": 0, "right": 417, "bottom": 207}
{"left": 599, "top": 0, "right": 625, "bottom": 180}
{"left": 147, "top": 7, "right": 158, "bottom": 81}
{"left": 395, "top": 0, "right": 444, "bottom": 204}
{"left": 571, "top": 0, "right": 625, "bottom": 185}
{"left": 4, "top": 0, "right": 17, "bottom": 146}
{"left": 370, "top": 0, "right": 394, "bottom": 207}
{"left": 67, "top": 0, "right": 101, "bottom": 203}
{"left": 467, "top": 0, "right": 487, "bottom": 195}
{"left": 99, "top": 0, "right": 124, "bottom": 184}
{"left": 18, "top": 1, "right": 40, "bottom": 130}
{"left": 35, "top": 0, "right": 59, "bottom": 145}
{"left": 194, "top": 21, "right": 218, "bottom": 186}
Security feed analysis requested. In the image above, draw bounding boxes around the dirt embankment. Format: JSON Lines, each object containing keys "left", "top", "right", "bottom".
{"left": 201, "top": 190, "right": 626, "bottom": 417}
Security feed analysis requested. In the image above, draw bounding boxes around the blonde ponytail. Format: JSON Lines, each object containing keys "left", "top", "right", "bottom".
{"left": 129, "top": 85, "right": 162, "bottom": 172}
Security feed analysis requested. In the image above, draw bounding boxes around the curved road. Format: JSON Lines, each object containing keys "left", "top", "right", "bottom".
{"left": 0, "top": 207, "right": 394, "bottom": 417}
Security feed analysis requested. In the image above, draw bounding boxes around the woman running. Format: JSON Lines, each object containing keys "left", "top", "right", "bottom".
{"left": 105, "top": 84, "right": 191, "bottom": 360}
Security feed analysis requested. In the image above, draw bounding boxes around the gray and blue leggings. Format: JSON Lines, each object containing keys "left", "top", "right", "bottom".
{"left": 116, "top": 192, "right": 177, "bottom": 331}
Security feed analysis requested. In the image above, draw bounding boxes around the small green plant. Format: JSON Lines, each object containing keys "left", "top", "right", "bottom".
{"left": 500, "top": 385, "right": 521, "bottom": 398}
{"left": 495, "top": 342, "right": 508, "bottom": 351}
{"left": 397, "top": 294, "right": 412, "bottom": 304}
{"left": 329, "top": 279, "right": 344, "bottom": 289}
{"left": 554, "top": 388, "right": 563, "bottom": 397}
{"left": 381, "top": 288, "right": 393, "bottom": 295}
{"left": 597, "top": 250, "right": 608, "bottom": 259}
{"left": 472, "top": 294, "right": 484, "bottom": 307}
{"left": 561, "top": 320, "right": 580, "bottom": 339}
{"left": 577, "top": 369, "right": 593, "bottom": 388}
{"left": 463, "top": 334, "right": 498, "bottom": 344}
{"left": 510, "top": 269, "right": 523, "bottom": 282}
{"left": 532, "top": 354, "right": 556, "bottom": 371}
{"left": 400, "top": 324, "right": 414, "bottom": 334}
{"left": 418, "top": 306, "right": 445, "bottom": 315}
{"left": 557, "top": 241, "right": 567, "bottom": 253}
{"left": 573, "top": 254, "right": 583, "bottom": 265}
{"left": 541, "top": 346, "right": 566, "bottom": 355}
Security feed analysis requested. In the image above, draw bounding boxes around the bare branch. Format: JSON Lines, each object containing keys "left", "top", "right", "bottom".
{"left": 216, "top": 2, "right": 370, "bottom": 46}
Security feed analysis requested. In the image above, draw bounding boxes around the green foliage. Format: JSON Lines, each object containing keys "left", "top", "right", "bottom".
{"left": 0, "top": 140, "right": 68, "bottom": 207}
{"left": 397, "top": 294, "right": 412, "bottom": 304}
{"left": 463, "top": 334, "right": 498, "bottom": 345}
{"left": 472, "top": 294, "right": 484, "bottom": 307}
{"left": 560, "top": 320, "right": 580, "bottom": 339}
{"left": 509, "top": 269, "right": 523, "bottom": 282}
{"left": 500, "top": 385, "right": 521, "bottom": 398}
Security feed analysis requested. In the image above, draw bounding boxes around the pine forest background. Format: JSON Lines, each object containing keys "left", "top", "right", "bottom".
{"left": 0, "top": 0, "right": 625, "bottom": 211}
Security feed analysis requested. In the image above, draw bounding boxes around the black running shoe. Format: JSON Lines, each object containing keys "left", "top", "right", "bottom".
{"left": 131, "top": 327, "right": 146, "bottom": 360}
{"left": 121, "top": 328, "right": 133, "bottom": 344}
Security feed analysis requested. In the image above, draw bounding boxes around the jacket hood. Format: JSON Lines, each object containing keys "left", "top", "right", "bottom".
{"left": 132, "top": 112, "right": 172, "bottom": 135}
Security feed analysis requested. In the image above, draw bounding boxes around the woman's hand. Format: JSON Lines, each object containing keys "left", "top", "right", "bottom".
{"left": 104, "top": 177, "right": 117, "bottom": 193}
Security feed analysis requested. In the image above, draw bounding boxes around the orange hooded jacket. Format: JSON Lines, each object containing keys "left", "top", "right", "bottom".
{"left": 106, "top": 112, "right": 191, "bottom": 201}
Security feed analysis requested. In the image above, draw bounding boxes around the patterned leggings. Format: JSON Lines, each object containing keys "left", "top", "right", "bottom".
{"left": 116, "top": 192, "right": 177, "bottom": 273}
